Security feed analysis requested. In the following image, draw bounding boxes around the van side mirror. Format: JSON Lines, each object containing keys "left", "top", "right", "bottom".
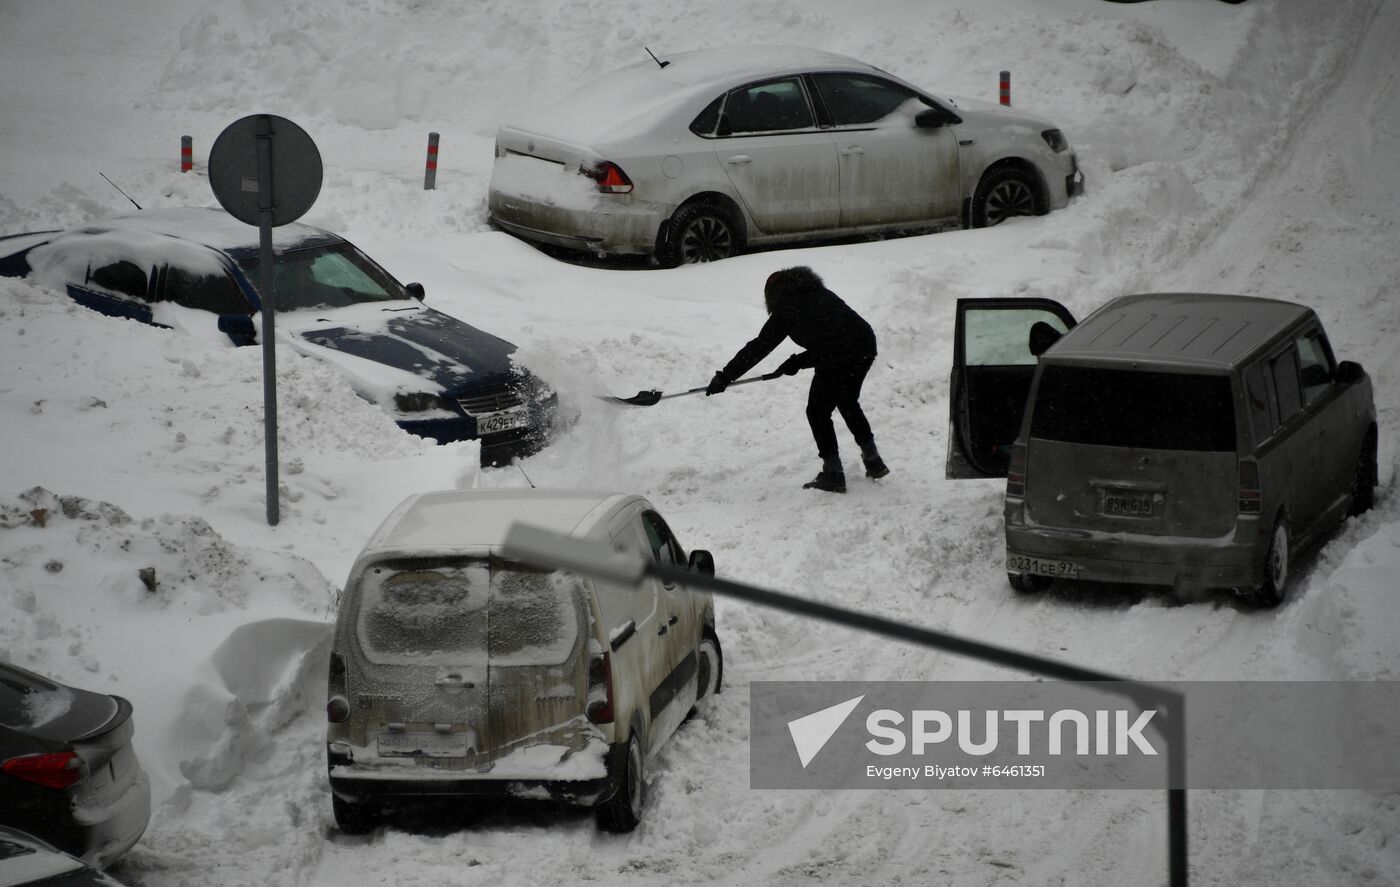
{"left": 1336, "top": 360, "right": 1364, "bottom": 385}
{"left": 1028, "top": 321, "right": 1062, "bottom": 357}
{"left": 217, "top": 313, "right": 257, "bottom": 346}
{"left": 688, "top": 549, "right": 715, "bottom": 577}
{"left": 406, "top": 282, "right": 426, "bottom": 301}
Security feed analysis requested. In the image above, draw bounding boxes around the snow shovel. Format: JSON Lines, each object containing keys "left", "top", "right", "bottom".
{"left": 600, "top": 370, "right": 786, "bottom": 407}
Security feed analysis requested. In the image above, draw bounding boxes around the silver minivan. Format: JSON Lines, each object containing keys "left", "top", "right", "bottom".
{"left": 325, "top": 489, "right": 722, "bottom": 833}
{"left": 947, "top": 293, "right": 1378, "bottom": 606}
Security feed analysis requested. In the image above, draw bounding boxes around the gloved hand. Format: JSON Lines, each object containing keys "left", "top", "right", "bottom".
{"left": 705, "top": 371, "right": 729, "bottom": 396}
{"left": 776, "top": 353, "right": 807, "bottom": 376}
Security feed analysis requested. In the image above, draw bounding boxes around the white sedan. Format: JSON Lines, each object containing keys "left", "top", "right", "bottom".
{"left": 488, "top": 45, "right": 1084, "bottom": 265}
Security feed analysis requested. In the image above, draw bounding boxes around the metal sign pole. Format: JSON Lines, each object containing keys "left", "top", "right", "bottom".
{"left": 256, "top": 115, "right": 280, "bottom": 526}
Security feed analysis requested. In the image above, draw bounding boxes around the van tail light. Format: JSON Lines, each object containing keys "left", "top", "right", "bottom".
{"left": 582, "top": 161, "right": 634, "bottom": 194}
{"left": 326, "top": 696, "right": 351, "bottom": 723}
{"left": 1238, "top": 459, "right": 1262, "bottom": 514}
{"left": 2, "top": 751, "right": 84, "bottom": 789}
{"left": 586, "top": 653, "right": 616, "bottom": 724}
{"left": 1006, "top": 444, "right": 1027, "bottom": 497}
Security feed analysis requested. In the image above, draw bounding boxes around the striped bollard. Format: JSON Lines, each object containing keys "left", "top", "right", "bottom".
{"left": 999, "top": 70, "right": 1011, "bottom": 106}
{"left": 424, "top": 132, "right": 440, "bottom": 190}
{"left": 181, "top": 135, "right": 193, "bottom": 172}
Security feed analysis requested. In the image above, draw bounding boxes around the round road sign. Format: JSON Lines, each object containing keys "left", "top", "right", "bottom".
{"left": 208, "top": 114, "right": 322, "bottom": 226}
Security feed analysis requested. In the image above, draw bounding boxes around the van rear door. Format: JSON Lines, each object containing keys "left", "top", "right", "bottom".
{"left": 352, "top": 559, "right": 597, "bottom": 773}
{"left": 947, "top": 298, "right": 1076, "bottom": 478}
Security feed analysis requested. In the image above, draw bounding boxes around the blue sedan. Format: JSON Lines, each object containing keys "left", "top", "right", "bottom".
{"left": 0, "top": 207, "right": 555, "bottom": 464}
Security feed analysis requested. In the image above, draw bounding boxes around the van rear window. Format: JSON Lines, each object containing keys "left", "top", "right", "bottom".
{"left": 1030, "top": 365, "right": 1236, "bottom": 452}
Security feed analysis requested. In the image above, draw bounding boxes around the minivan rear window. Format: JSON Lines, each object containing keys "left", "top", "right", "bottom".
{"left": 1030, "top": 365, "right": 1236, "bottom": 452}
{"left": 356, "top": 560, "right": 584, "bottom": 666}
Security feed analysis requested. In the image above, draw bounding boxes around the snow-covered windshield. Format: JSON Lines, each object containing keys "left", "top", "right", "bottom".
{"left": 355, "top": 560, "right": 584, "bottom": 667}
{"left": 237, "top": 243, "right": 409, "bottom": 311}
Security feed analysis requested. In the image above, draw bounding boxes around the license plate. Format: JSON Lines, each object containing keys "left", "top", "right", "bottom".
{"left": 378, "top": 732, "right": 469, "bottom": 758}
{"left": 1101, "top": 489, "right": 1157, "bottom": 518}
{"left": 1007, "top": 553, "right": 1080, "bottom": 579}
{"left": 474, "top": 409, "right": 527, "bottom": 435}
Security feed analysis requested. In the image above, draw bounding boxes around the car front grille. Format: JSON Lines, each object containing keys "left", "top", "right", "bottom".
{"left": 458, "top": 388, "right": 524, "bottom": 416}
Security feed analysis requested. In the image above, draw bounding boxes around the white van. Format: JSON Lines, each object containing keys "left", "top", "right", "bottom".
{"left": 325, "top": 489, "right": 722, "bottom": 833}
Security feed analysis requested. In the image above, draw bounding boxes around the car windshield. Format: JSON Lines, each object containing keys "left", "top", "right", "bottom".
{"left": 236, "top": 242, "right": 409, "bottom": 310}
{"left": 1030, "top": 365, "right": 1236, "bottom": 452}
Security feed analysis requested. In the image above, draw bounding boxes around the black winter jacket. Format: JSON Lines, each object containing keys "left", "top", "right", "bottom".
{"left": 721, "top": 272, "right": 876, "bottom": 381}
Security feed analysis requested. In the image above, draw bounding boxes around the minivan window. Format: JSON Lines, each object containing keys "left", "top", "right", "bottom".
{"left": 1295, "top": 330, "right": 1333, "bottom": 406}
{"left": 1270, "top": 349, "right": 1303, "bottom": 424}
{"left": 487, "top": 570, "right": 585, "bottom": 667}
{"left": 1030, "top": 365, "right": 1236, "bottom": 452}
{"left": 966, "top": 307, "right": 1070, "bottom": 366}
{"left": 358, "top": 563, "right": 489, "bottom": 664}
{"left": 1243, "top": 362, "right": 1275, "bottom": 444}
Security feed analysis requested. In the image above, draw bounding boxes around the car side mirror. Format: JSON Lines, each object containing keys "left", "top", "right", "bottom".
{"left": 688, "top": 549, "right": 715, "bottom": 577}
{"left": 217, "top": 313, "right": 257, "bottom": 346}
{"left": 916, "top": 106, "right": 961, "bottom": 129}
{"left": 406, "top": 282, "right": 425, "bottom": 301}
{"left": 1028, "top": 321, "right": 1062, "bottom": 357}
{"left": 1336, "top": 360, "right": 1364, "bottom": 385}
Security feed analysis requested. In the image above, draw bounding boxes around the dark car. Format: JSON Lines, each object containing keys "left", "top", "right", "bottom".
{"left": 0, "top": 664, "right": 150, "bottom": 869}
{"left": 947, "top": 293, "right": 1377, "bottom": 606}
{"left": 0, "top": 207, "right": 557, "bottom": 465}
{"left": 0, "top": 826, "right": 126, "bottom": 886}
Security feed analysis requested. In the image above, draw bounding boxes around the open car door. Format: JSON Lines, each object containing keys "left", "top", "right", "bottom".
{"left": 946, "top": 298, "right": 1077, "bottom": 478}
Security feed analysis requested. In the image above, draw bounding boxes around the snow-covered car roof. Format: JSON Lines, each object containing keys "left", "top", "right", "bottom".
{"left": 504, "top": 45, "right": 887, "bottom": 146}
{"left": 360, "top": 489, "right": 635, "bottom": 557}
{"left": 59, "top": 206, "right": 342, "bottom": 254}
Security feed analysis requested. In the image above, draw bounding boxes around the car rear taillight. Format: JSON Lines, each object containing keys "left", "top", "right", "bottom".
{"left": 1238, "top": 459, "right": 1261, "bottom": 514}
{"left": 1007, "top": 444, "right": 1027, "bottom": 497}
{"left": 2, "top": 751, "right": 84, "bottom": 789}
{"left": 326, "top": 695, "right": 351, "bottom": 723}
{"left": 586, "top": 653, "right": 616, "bottom": 724}
{"left": 582, "top": 161, "right": 634, "bottom": 194}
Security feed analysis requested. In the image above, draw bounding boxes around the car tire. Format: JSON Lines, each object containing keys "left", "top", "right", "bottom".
{"left": 971, "top": 167, "right": 1041, "bottom": 228}
{"left": 1249, "top": 518, "right": 1290, "bottom": 607}
{"left": 661, "top": 203, "right": 738, "bottom": 265}
{"left": 1349, "top": 431, "right": 1378, "bottom": 517}
{"left": 595, "top": 732, "right": 644, "bottom": 833}
{"left": 332, "top": 794, "right": 380, "bottom": 835}
{"left": 1008, "top": 571, "right": 1050, "bottom": 594}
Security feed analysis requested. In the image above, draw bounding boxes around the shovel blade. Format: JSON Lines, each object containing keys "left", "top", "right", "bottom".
{"left": 598, "top": 390, "right": 663, "bottom": 407}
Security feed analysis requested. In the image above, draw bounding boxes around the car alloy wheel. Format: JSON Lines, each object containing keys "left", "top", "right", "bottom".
{"left": 669, "top": 204, "right": 736, "bottom": 264}
{"left": 973, "top": 167, "right": 1039, "bottom": 227}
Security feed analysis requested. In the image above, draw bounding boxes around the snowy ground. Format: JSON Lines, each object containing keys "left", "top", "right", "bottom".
{"left": 2, "top": 0, "right": 1398, "bottom": 884}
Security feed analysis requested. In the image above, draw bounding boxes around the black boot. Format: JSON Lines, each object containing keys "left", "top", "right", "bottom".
{"left": 803, "top": 470, "right": 847, "bottom": 493}
{"left": 803, "top": 457, "right": 847, "bottom": 493}
{"left": 859, "top": 441, "right": 889, "bottom": 479}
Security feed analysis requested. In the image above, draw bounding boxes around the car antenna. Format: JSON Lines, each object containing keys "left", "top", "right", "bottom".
{"left": 515, "top": 462, "right": 536, "bottom": 489}
{"left": 98, "top": 172, "right": 142, "bottom": 210}
{"left": 644, "top": 46, "right": 669, "bottom": 69}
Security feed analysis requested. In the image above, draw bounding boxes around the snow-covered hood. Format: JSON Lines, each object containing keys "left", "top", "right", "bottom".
{"left": 943, "top": 94, "right": 1060, "bottom": 132}
{"left": 278, "top": 301, "right": 518, "bottom": 396}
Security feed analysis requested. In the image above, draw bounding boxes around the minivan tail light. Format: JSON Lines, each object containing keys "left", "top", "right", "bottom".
{"left": 586, "top": 652, "right": 616, "bottom": 724}
{"left": 326, "top": 695, "right": 351, "bottom": 723}
{"left": 1006, "top": 444, "right": 1027, "bottom": 497}
{"left": 582, "top": 161, "right": 634, "bottom": 194}
{"left": 2, "top": 751, "right": 83, "bottom": 789}
{"left": 1238, "top": 459, "right": 1262, "bottom": 514}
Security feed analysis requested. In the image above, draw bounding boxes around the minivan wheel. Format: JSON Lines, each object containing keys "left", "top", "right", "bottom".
{"left": 596, "top": 733, "right": 644, "bottom": 833}
{"left": 332, "top": 794, "right": 381, "bottom": 835}
{"left": 1250, "top": 519, "right": 1290, "bottom": 608}
{"left": 971, "top": 167, "right": 1040, "bottom": 227}
{"left": 663, "top": 203, "right": 737, "bottom": 265}
{"left": 1008, "top": 571, "right": 1050, "bottom": 594}
{"left": 696, "top": 635, "right": 723, "bottom": 701}
{"left": 1349, "top": 433, "right": 1378, "bottom": 516}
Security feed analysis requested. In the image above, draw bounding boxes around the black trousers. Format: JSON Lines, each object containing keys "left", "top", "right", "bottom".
{"left": 806, "top": 354, "right": 875, "bottom": 462}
